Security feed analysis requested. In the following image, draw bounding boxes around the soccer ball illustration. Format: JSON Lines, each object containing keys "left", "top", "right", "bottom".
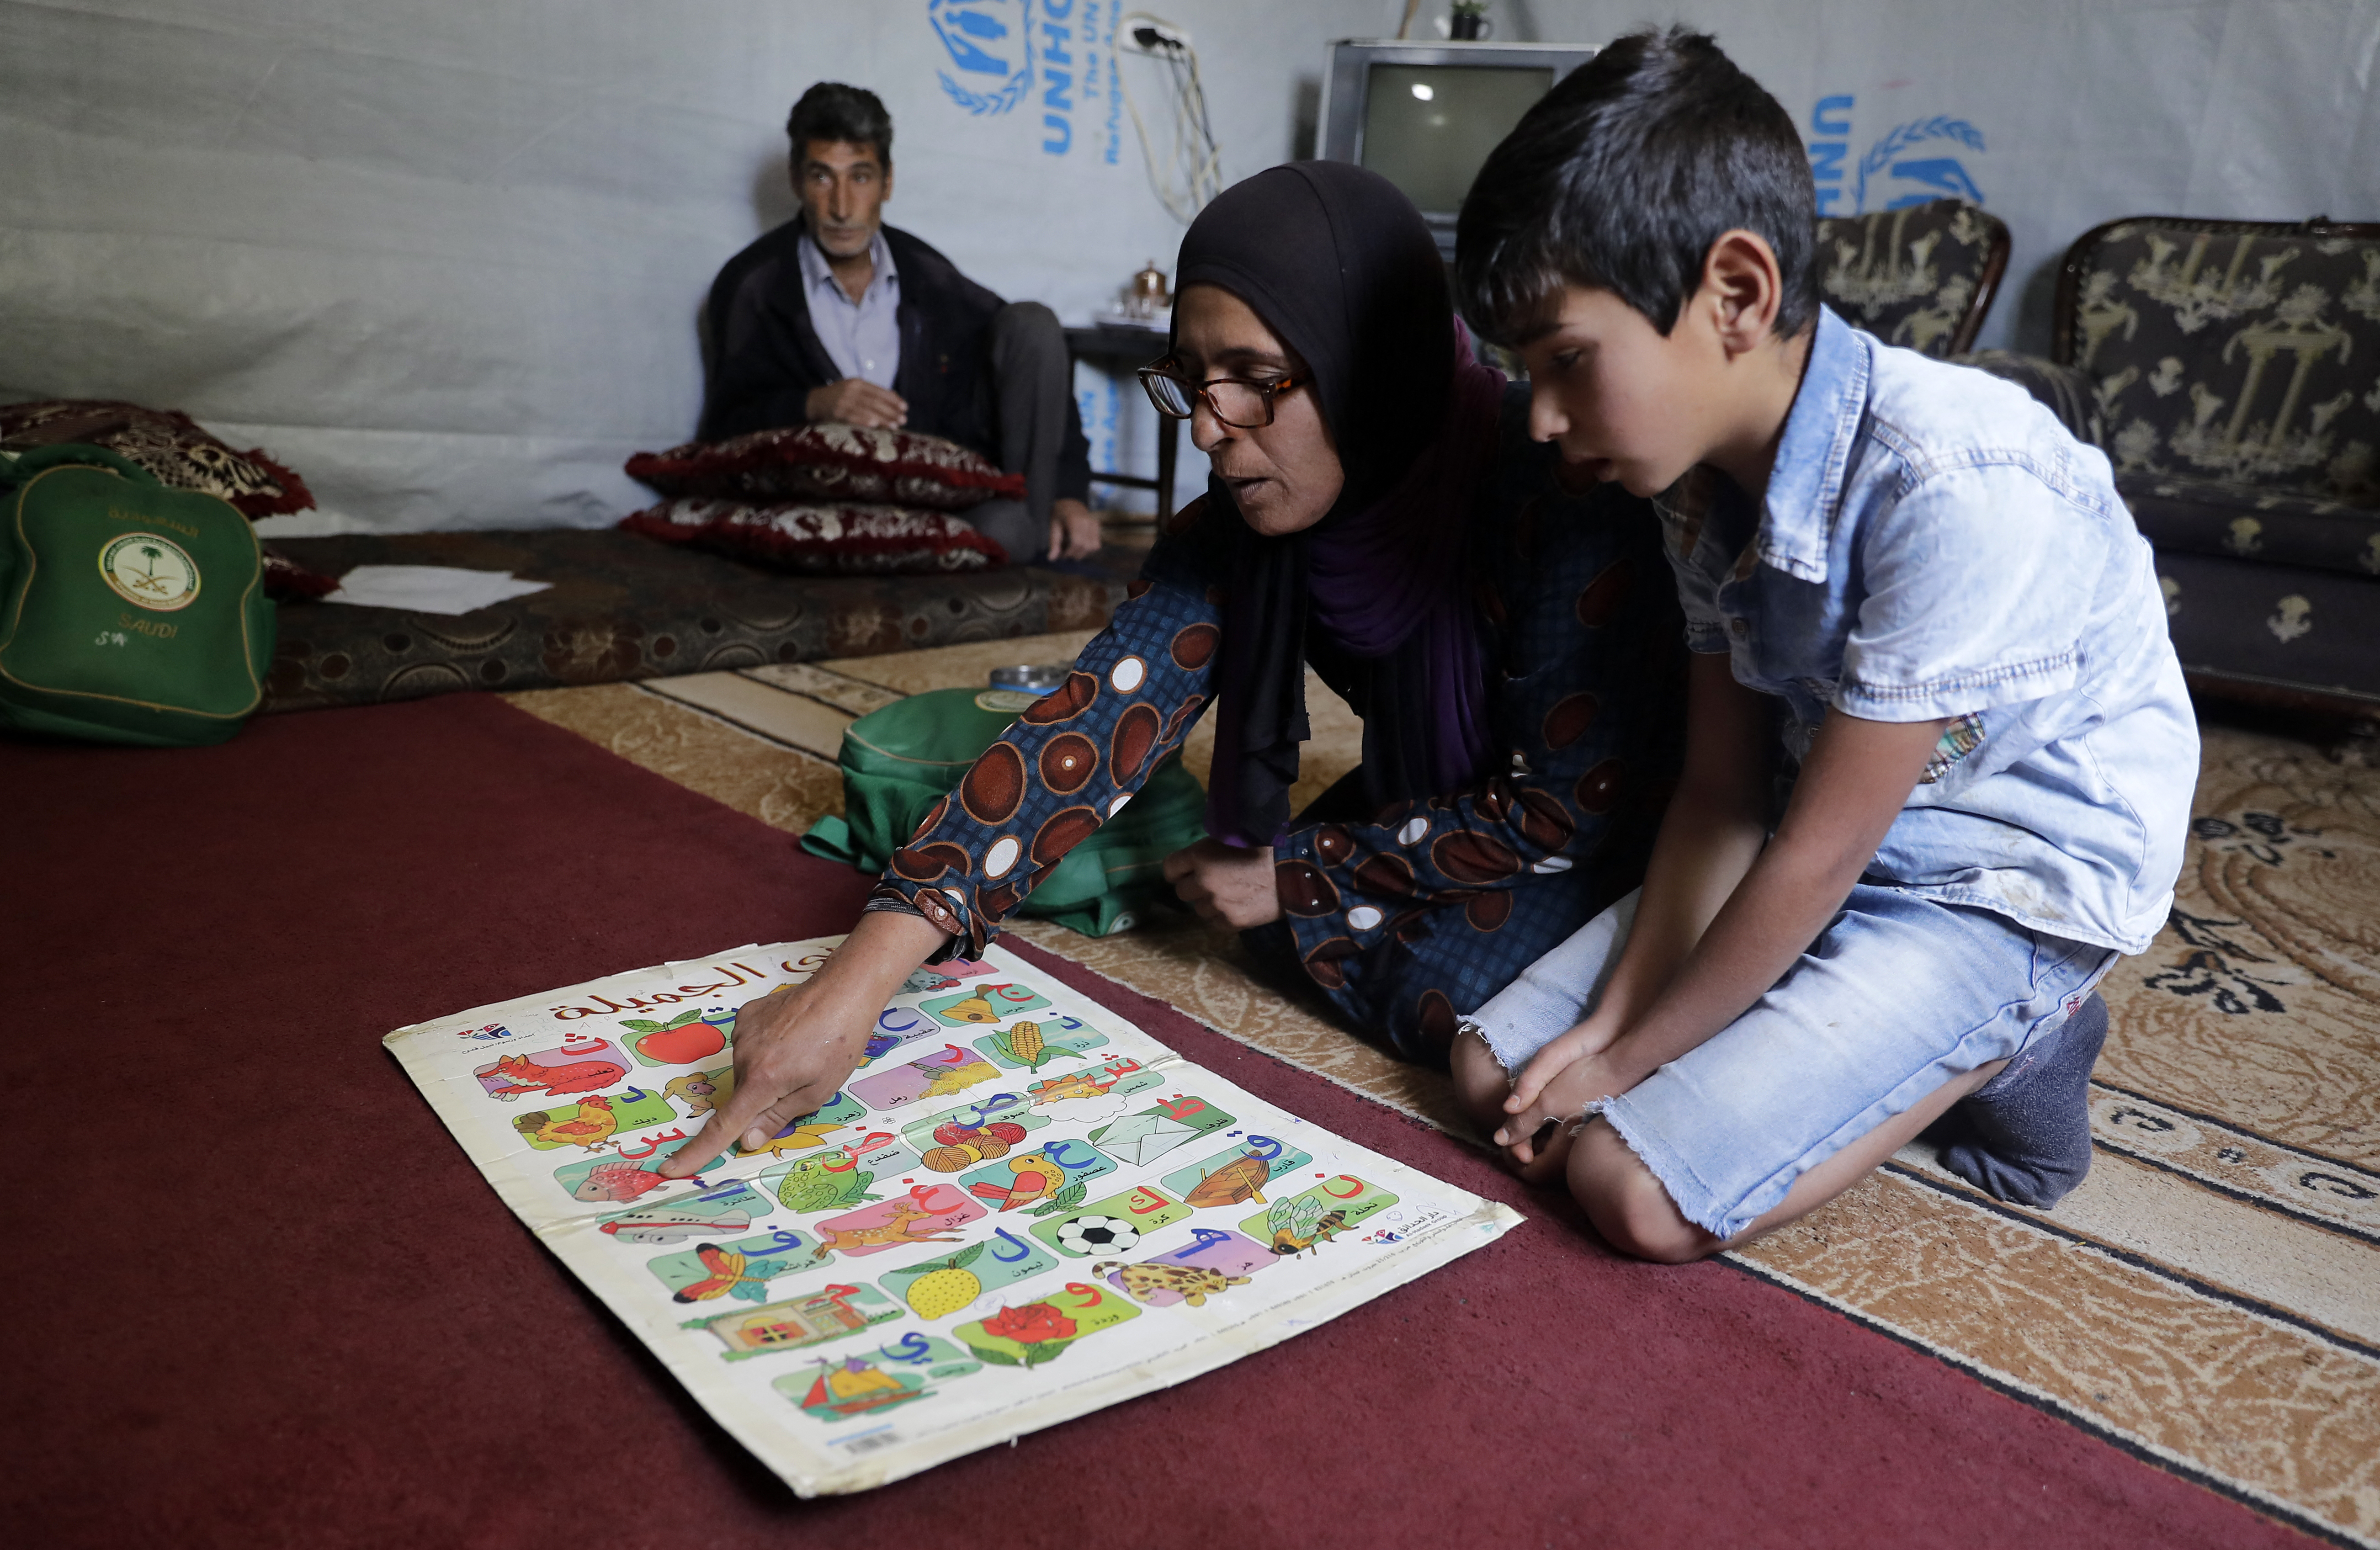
{"left": 1056, "top": 1215, "right": 1138, "bottom": 1255}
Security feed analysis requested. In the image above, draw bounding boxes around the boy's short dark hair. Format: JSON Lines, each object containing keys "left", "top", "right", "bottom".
{"left": 786, "top": 82, "right": 894, "bottom": 167}
{"left": 1456, "top": 27, "right": 1818, "bottom": 344}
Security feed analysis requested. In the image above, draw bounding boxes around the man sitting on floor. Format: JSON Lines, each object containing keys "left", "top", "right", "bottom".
{"left": 700, "top": 81, "right": 1102, "bottom": 563}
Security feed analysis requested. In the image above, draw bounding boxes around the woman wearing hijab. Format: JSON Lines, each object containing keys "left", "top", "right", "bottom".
{"left": 663, "top": 162, "right": 1683, "bottom": 1178}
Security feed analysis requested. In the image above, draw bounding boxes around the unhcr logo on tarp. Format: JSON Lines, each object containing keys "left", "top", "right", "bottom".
{"left": 931, "top": 0, "right": 1035, "bottom": 116}
{"left": 929, "top": 0, "right": 1115, "bottom": 159}
{"left": 1807, "top": 95, "right": 1987, "bottom": 215}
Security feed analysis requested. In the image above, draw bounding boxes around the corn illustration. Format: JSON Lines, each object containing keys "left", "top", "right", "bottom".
{"left": 989, "top": 1020, "right": 1076, "bottom": 1072}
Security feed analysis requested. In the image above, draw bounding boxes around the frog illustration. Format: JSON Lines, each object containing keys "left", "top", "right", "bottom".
{"left": 774, "top": 1153, "right": 886, "bottom": 1215}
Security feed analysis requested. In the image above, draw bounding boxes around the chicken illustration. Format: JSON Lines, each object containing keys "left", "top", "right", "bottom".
{"left": 513, "top": 1094, "right": 617, "bottom": 1151}
{"left": 965, "top": 1152, "right": 1069, "bottom": 1213}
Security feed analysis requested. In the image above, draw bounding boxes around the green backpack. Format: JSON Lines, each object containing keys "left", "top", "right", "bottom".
{"left": 802, "top": 685, "right": 1208, "bottom": 938}
{"left": 0, "top": 444, "right": 275, "bottom": 747}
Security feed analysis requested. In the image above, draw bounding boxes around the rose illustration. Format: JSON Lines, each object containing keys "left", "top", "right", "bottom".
{"left": 981, "top": 1301, "right": 1077, "bottom": 1344}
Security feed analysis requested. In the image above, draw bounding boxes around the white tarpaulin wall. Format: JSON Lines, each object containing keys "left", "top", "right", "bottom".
{"left": 3, "top": 0, "right": 2372, "bottom": 534}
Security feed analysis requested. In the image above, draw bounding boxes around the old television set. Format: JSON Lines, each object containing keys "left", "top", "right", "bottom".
{"left": 1317, "top": 40, "right": 1596, "bottom": 260}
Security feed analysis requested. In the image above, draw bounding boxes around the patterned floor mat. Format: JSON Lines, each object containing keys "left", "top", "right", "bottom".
{"left": 508, "top": 634, "right": 2380, "bottom": 1546}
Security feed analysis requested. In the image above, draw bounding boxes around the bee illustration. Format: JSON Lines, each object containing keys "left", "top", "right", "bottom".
{"left": 1265, "top": 1196, "right": 1351, "bottom": 1258}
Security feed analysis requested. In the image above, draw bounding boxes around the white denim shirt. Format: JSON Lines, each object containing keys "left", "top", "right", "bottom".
{"left": 798, "top": 225, "right": 900, "bottom": 389}
{"left": 1656, "top": 307, "right": 2197, "bottom": 954}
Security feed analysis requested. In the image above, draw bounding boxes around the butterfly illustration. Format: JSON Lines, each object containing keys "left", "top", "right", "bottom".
{"left": 670, "top": 1242, "right": 792, "bottom": 1303}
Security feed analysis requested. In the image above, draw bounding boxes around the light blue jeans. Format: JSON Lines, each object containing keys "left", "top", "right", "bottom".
{"left": 1466, "top": 883, "right": 2115, "bottom": 1238}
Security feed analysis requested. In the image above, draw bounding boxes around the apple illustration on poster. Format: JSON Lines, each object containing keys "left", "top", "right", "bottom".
{"left": 621, "top": 1008, "right": 733, "bottom": 1067}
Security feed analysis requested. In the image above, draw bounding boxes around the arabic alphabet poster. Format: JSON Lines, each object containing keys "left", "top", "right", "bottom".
{"left": 385, "top": 938, "right": 1520, "bottom": 1496}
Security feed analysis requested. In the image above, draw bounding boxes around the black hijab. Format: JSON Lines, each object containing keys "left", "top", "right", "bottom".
{"left": 1177, "top": 163, "right": 1502, "bottom": 846}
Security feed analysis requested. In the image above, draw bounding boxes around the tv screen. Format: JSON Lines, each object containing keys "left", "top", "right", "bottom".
{"left": 1359, "top": 63, "right": 1555, "bottom": 216}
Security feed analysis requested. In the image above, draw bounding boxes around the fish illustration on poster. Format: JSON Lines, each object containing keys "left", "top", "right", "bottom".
{"left": 553, "top": 1135, "right": 716, "bottom": 1203}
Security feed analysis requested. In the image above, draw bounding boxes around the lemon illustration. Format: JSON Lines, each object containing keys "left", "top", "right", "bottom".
{"left": 907, "top": 1258, "right": 984, "bottom": 1320}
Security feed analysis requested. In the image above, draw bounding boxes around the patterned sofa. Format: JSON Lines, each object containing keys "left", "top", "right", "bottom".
{"left": 2045, "top": 217, "right": 2380, "bottom": 719}
{"left": 1816, "top": 198, "right": 2011, "bottom": 358}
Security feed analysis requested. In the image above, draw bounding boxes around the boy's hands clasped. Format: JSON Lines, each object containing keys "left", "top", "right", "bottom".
{"left": 1493, "top": 1009, "right": 1633, "bottom": 1180}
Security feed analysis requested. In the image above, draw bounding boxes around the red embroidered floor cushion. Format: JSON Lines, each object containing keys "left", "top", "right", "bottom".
{"left": 624, "top": 424, "right": 1024, "bottom": 512}
{"left": 620, "top": 496, "right": 1008, "bottom": 574}
{"left": 0, "top": 399, "right": 316, "bottom": 518}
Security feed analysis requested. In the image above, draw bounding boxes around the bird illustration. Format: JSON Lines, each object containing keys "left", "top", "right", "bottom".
{"left": 966, "top": 1152, "right": 1070, "bottom": 1212}
{"left": 513, "top": 1094, "right": 617, "bottom": 1151}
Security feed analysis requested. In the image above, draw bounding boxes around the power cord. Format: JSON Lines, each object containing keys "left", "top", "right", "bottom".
{"left": 1119, "top": 13, "right": 1222, "bottom": 224}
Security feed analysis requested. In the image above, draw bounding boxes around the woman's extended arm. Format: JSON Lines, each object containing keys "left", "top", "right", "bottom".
{"left": 661, "top": 909, "right": 948, "bottom": 1176}
{"left": 665, "top": 512, "right": 1229, "bottom": 1173}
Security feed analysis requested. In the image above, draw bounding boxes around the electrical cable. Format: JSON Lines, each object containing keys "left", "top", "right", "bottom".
{"left": 1118, "top": 12, "right": 1222, "bottom": 224}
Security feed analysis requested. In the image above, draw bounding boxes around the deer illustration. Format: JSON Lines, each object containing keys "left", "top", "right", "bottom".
{"left": 807, "top": 1200, "right": 967, "bottom": 1263}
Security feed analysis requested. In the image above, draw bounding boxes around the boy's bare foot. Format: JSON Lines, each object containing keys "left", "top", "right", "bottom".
{"left": 1449, "top": 1026, "right": 1517, "bottom": 1141}
{"left": 1499, "top": 1052, "right": 1626, "bottom": 1182}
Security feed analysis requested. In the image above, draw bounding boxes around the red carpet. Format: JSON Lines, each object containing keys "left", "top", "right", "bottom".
{"left": 1, "top": 695, "right": 2313, "bottom": 1549}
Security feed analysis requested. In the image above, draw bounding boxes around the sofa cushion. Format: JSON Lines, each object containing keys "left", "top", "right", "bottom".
{"left": 620, "top": 496, "right": 1008, "bottom": 573}
{"left": 2155, "top": 547, "right": 2380, "bottom": 705}
{"left": 1955, "top": 351, "right": 2104, "bottom": 446}
{"left": 2120, "top": 472, "right": 2380, "bottom": 577}
{"left": 0, "top": 398, "right": 315, "bottom": 518}
{"left": 626, "top": 424, "right": 1025, "bottom": 512}
{"left": 1817, "top": 200, "right": 2010, "bottom": 359}
{"left": 2056, "top": 218, "right": 2380, "bottom": 505}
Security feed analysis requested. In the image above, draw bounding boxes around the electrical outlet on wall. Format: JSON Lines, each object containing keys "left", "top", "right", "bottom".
{"left": 1121, "top": 19, "right": 1192, "bottom": 56}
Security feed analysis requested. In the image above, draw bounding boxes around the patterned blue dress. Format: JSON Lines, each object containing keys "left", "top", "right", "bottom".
{"left": 876, "top": 389, "right": 1687, "bottom": 1066}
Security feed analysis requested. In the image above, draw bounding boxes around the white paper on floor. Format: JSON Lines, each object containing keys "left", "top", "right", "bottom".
{"left": 322, "top": 565, "right": 552, "bottom": 615}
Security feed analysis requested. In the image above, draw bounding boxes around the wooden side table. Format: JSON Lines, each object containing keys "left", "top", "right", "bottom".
{"left": 1063, "top": 323, "right": 1179, "bottom": 525}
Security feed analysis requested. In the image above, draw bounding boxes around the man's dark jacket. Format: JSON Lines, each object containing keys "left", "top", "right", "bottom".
{"left": 699, "top": 219, "right": 1092, "bottom": 501}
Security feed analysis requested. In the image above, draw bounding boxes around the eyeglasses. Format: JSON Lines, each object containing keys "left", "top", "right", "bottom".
{"left": 1137, "top": 360, "right": 1307, "bottom": 428}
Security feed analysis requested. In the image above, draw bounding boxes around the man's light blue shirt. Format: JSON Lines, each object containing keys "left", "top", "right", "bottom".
{"left": 1655, "top": 306, "right": 2197, "bottom": 954}
{"left": 799, "top": 226, "right": 900, "bottom": 390}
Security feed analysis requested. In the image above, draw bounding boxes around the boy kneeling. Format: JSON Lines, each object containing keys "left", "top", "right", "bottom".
{"left": 1448, "top": 30, "right": 2196, "bottom": 1261}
